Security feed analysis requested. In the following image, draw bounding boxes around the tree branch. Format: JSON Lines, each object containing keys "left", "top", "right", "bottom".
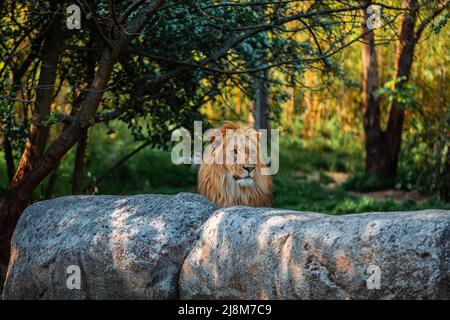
{"left": 415, "top": 0, "right": 449, "bottom": 41}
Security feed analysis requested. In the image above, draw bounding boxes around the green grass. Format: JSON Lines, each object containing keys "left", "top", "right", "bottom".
{"left": 272, "top": 172, "right": 449, "bottom": 214}
{"left": 273, "top": 134, "right": 449, "bottom": 213}
{"left": 343, "top": 173, "right": 393, "bottom": 192}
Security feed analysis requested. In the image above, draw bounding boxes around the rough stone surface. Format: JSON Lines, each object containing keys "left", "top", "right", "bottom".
{"left": 180, "top": 207, "right": 450, "bottom": 299}
{"left": 4, "top": 194, "right": 450, "bottom": 300}
{"left": 3, "top": 193, "right": 216, "bottom": 300}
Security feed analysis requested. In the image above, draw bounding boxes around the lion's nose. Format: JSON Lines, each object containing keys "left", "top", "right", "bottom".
{"left": 243, "top": 166, "right": 255, "bottom": 173}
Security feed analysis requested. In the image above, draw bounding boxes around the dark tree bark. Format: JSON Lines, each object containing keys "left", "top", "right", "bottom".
{"left": 44, "top": 168, "right": 59, "bottom": 199}
{"left": 361, "top": 2, "right": 384, "bottom": 176}
{"left": 2, "top": 29, "right": 43, "bottom": 183}
{"left": 3, "top": 138, "right": 15, "bottom": 183}
{"left": 72, "top": 129, "right": 88, "bottom": 194}
{"left": 383, "top": 0, "right": 418, "bottom": 179}
{"left": 361, "top": 0, "right": 419, "bottom": 181}
{"left": 11, "top": 2, "right": 61, "bottom": 187}
{"left": 251, "top": 4, "right": 270, "bottom": 131}
{"left": 72, "top": 35, "right": 96, "bottom": 195}
{"left": 252, "top": 71, "right": 270, "bottom": 130}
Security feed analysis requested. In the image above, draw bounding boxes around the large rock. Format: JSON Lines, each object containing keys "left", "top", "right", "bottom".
{"left": 180, "top": 208, "right": 450, "bottom": 299}
{"left": 3, "top": 193, "right": 216, "bottom": 299}
{"left": 4, "top": 194, "right": 449, "bottom": 300}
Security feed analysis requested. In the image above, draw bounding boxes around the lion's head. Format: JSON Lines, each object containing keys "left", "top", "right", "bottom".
{"left": 198, "top": 122, "right": 272, "bottom": 208}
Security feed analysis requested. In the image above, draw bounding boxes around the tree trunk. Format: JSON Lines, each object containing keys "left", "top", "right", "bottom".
{"left": 383, "top": 0, "right": 418, "bottom": 179}
{"left": 11, "top": 4, "right": 60, "bottom": 187}
{"left": 44, "top": 167, "right": 59, "bottom": 199}
{"left": 3, "top": 32, "right": 43, "bottom": 184}
{"left": 360, "top": 2, "right": 385, "bottom": 176}
{"left": 0, "top": 3, "right": 61, "bottom": 276}
{"left": 71, "top": 34, "right": 97, "bottom": 195}
{"left": 3, "top": 137, "right": 15, "bottom": 183}
{"left": 252, "top": 72, "right": 270, "bottom": 130}
{"left": 361, "top": 0, "right": 418, "bottom": 181}
{"left": 0, "top": 48, "right": 121, "bottom": 278}
{"left": 72, "top": 129, "right": 88, "bottom": 194}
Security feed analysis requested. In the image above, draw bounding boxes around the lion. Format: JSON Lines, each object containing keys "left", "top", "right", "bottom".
{"left": 198, "top": 122, "right": 272, "bottom": 208}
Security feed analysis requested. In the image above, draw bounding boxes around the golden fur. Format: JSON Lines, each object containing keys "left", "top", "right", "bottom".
{"left": 198, "top": 122, "right": 272, "bottom": 207}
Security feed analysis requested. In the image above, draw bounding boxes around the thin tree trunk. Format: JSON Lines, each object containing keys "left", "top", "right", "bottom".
{"left": 253, "top": 72, "right": 270, "bottom": 130}
{"left": 12, "top": 3, "right": 60, "bottom": 186}
{"left": 3, "top": 137, "right": 15, "bottom": 183}
{"left": 360, "top": 1, "right": 385, "bottom": 176}
{"left": 44, "top": 167, "right": 59, "bottom": 199}
{"left": 383, "top": 0, "right": 418, "bottom": 178}
{"left": 3, "top": 36, "right": 43, "bottom": 184}
{"left": 361, "top": 0, "right": 418, "bottom": 181}
{"left": 72, "top": 129, "right": 88, "bottom": 194}
{"left": 71, "top": 35, "right": 95, "bottom": 195}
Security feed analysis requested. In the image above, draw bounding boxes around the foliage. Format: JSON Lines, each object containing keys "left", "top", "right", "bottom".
{"left": 0, "top": 77, "right": 28, "bottom": 156}
{"left": 398, "top": 109, "right": 450, "bottom": 200}
{"left": 0, "top": 0, "right": 448, "bottom": 209}
{"left": 374, "top": 76, "right": 420, "bottom": 111}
